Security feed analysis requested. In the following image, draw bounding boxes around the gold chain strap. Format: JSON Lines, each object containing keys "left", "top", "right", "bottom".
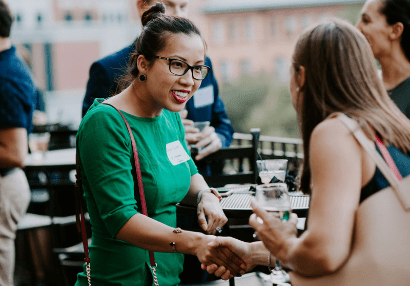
{"left": 151, "top": 264, "right": 159, "bottom": 286}
{"left": 86, "top": 261, "right": 91, "bottom": 286}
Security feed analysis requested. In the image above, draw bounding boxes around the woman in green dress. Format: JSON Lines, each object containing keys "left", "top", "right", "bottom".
{"left": 75, "top": 3, "right": 244, "bottom": 286}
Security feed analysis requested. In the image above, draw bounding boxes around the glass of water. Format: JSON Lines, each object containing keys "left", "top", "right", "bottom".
{"left": 187, "top": 121, "right": 210, "bottom": 151}
{"left": 255, "top": 183, "right": 291, "bottom": 283}
{"left": 256, "top": 159, "right": 288, "bottom": 184}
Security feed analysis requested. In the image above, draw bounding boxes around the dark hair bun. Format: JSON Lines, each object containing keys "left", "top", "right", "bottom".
{"left": 141, "top": 2, "right": 166, "bottom": 27}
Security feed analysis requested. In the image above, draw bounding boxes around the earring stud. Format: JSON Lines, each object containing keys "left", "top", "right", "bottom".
{"left": 296, "top": 87, "right": 300, "bottom": 92}
{"left": 139, "top": 74, "right": 147, "bottom": 82}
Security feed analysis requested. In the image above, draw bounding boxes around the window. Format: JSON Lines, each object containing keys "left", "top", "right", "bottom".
{"left": 302, "top": 15, "right": 313, "bottom": 28}
{"left": 37, "top": 13, "right": 43, "bottom": 24}
{"left": 15, "top": 13, "right": 22, "bottom": 24}
{"left": 65, "top": 12, "right": 73, "bottom": 22}
{"left": 228, "top": 19, "right": 238, "bottom": 42}
{"left": 84, "top": 12, "right": 92, "bottom": 21}
{"left": 220, "top": 61, "right": 232, "bottom": 82}
{"left": 244, "top": 18, "right": 254, "bottom": 40}
{"left": 285, "top": 16, "right": 297, "bottom": 36}
{"left": 213, "top": 20, "right": 225, "bottom": 44}
{"left": 240, "top": 59, "right": 251, "bottom": 75}
{"left": 275, "top": 57, "right": 289, "bottom": 81}
{"left": 270, "top": 18, "right": 275, "bottom": 37}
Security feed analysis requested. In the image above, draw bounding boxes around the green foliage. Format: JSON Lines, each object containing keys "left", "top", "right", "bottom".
{"left": 336, "top": 4, "right": 363, "bottom": 25}
{"left": 220, "top": 72, "right": 300, "bottom": 139}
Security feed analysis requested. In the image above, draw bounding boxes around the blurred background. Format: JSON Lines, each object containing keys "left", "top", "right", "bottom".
{"left": 6, "top": 0, "right": 365, "bottom": 138}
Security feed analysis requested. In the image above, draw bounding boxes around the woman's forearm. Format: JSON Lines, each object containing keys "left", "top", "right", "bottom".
{"left": 278, "top": 231, "right": 346, "bottom": 276}
{"left": 249, "top": 242, "right": 271, "bottom": 267}
{"left": 180, "top": 173, "right": 209, "bottom": 206}
{"left": 115, "top": 213, "right": 209, "bottom": 255}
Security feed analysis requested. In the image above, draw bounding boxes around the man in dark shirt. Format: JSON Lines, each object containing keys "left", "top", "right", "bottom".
{"left": 82, "top": 0, "right": 234, "bottom": 176}
{"left": 0, "top": 1, "right": 36, "bottom": 285}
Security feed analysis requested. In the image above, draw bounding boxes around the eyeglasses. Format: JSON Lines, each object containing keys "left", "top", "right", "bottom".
{"left": 152, "top": 56, "right": 210, "bottom": 80}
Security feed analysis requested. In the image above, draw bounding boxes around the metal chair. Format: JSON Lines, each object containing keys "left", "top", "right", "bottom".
{"left": 192, "top": 128, "right": 260, "bottom": 188}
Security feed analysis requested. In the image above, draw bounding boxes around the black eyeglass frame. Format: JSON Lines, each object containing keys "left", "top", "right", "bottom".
{"left": 151, "top": 55, "right": 210, "bottom": 80}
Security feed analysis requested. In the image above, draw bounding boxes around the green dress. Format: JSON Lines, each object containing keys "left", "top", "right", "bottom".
{"left": 75, "top": 99, "right": 198, "bottom": 286}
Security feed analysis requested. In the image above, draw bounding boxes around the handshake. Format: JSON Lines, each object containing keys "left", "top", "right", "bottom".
{"left": 197, "top": 199, "right": 299, "bottom": 280}
{"left": 199, "top": 236, "right": 260, "bottom": 280}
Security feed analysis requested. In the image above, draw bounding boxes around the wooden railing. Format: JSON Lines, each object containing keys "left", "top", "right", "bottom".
{"left": 230, "top": 132, "right": 304, "bottom": 176}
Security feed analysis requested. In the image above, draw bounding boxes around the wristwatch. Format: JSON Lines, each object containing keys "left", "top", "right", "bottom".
{"left": 197, "top": 187, "right": 222, "bottom": 205}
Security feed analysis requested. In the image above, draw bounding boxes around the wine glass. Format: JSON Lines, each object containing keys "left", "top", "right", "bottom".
{"left": 256, "top": 159, "right": 288, "bottom": 184}
{"left": 255, "top": 183, "right": 291, "bottom": 284}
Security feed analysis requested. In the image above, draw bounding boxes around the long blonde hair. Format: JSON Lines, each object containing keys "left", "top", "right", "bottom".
{"left": 292, "top": 19, "right": 410, "bottom": 194}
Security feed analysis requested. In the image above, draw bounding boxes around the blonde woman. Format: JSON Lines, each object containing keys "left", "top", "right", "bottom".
{"left": 203, "top": 19, "right": 410, "bottom": 285}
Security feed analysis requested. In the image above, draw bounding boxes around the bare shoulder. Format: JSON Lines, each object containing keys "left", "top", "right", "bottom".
{"left": 310, "top": 118, "right": 357, "bottom": 151}
{"left": 308, "top": 118, "right": 366, "bottom": 171}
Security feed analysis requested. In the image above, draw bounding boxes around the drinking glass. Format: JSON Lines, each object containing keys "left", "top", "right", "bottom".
{"left": 187, "top": 121, "right": 210, "bottom": 151}
{"left": 256, "top": 159, "right": 288, "bottom": 184}
{"left": 29, "top": 132, "right": 50, "bottom": 161}
{"left": 255, "top": 183, "right": 291, "bottom": 283}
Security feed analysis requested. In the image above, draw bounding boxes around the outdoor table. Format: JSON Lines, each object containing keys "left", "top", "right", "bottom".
{"left": 24, "top": 148, "right": 77, "bottom": 218}
{"left": 177, "top": 185, "right": 310, "bottom": 219}
{"left": 218, "top": 185, "right": 309, "bottom": 218}
{"left": 176, "top": 185, "right": 308, "bottom": 286}
{"left": 25, "top": 148, "right": 76, "bottom": 167}
{"left": 24, "top": 148, "right": 76, "bottom": 187}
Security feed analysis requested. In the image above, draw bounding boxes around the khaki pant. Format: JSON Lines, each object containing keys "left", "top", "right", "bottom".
{"left": 0, "top": 169, "right": 30, "bottom": 286}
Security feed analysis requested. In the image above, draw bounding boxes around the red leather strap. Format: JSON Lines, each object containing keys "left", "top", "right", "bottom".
{"left": 103, "top": 103, "right": 149, "bottom": 217}
{"left": 375, "top": 135, "right": 403, "bottom": 181}
{"left": 102, "top": 103, "right": 155, "bottom": 266}
{"left": 75, "top": 156, "right": 90, "bottom": 263}
{"left": 75, "top": 102, "right": 156, "bottom": 268}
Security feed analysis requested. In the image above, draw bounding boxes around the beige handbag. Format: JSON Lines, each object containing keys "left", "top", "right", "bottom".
{"left": 290, "top": 113, "right": 410, "bottom": 286}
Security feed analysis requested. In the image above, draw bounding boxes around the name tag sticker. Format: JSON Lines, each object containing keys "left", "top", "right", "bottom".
{"left": 193, "top": 85, "right": 214, "bottom": 108}
{"left": 166, "top": 141, "right": 190, "bottom": 166}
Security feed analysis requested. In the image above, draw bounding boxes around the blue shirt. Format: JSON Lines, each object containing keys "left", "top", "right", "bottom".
{"left": 0, "top": 46, "right": 35, "bottom": 133}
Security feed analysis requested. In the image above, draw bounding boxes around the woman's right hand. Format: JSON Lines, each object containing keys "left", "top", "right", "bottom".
{"left": 194, "top": 235, "right": 246, "bottom": 279}
{"left": 204, "top": 237, "right": 258, "bottom": 276}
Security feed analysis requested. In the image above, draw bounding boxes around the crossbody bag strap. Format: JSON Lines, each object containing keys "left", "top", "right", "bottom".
{"left": 335, "top": 113, "right": 410, "bottom": 210}
{"left": 101, "top": 103, "right": 156, "bottom": 267}
{"left": 375, "top": 135, "right": 403, "bottom": 181}
{"left": 75, "top": 155, "right": 91, "bottom": 286}
{"left": 75, "top": 102, "right": 159, "bottom": 286}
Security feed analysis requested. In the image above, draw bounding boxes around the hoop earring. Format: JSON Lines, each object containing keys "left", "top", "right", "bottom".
{"left": 139, "top": 74, "right": 147, "bottom": 82}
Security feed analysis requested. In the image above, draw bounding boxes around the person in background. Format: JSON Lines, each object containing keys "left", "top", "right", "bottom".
{"left": 75, "top": 4, "right": 244, "bottom": 285}
{"left": 202, "top": 18, "right": 410, "bottom": 283}
{"left": 17, "top": 45, "right": 47, "bottom": 126}
{"left": 356, "top": 0, "right": 410, "bottom": 119}
{"left": 0, "top": 1, "right": 36, "bottom": 285}
{"left": 82, "top": 0, "right": 234, "bottom": 175}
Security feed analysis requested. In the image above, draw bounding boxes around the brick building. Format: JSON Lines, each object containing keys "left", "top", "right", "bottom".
{"left": 199, "top": 0, "right": 365, "bottom": 82}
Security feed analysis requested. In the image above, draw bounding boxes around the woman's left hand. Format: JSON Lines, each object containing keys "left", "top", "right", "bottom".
{"left": 249, "top": 199, "right": 298, "bottom": 260}
{"left": 198, "top": 191, "right": 228, "bottom": 234}
{"left": 194, "top": 126, "right": 222, "bottom": 160}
